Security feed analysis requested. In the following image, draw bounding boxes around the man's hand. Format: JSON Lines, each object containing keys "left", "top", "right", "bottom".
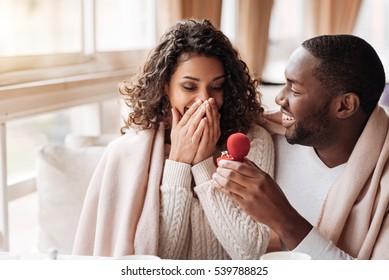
{"left": 212, "top": 159, "right": 312, "bottom": 250}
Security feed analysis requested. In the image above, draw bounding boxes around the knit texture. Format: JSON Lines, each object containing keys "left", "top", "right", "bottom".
{"left": 158, "top": 125, "right": 274, "bottom": 259}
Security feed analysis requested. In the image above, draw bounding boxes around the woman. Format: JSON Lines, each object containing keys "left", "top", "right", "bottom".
{"left": 73, "top": 19, "right": 274, "bottom": 259}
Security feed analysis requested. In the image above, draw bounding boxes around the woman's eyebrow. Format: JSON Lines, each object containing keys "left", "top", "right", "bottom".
{"left": 213, "top": 74, "right": 226, "bottom": 81}
{"left": 180, "top": 74, "right": 226, "bottom": 81}
{"left": 181, "top": 76, "right": 199, "bottom": 81}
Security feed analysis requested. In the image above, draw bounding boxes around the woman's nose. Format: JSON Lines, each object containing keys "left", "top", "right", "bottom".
{"left": 198, "top": 89, "right": 211, "bottom": 101}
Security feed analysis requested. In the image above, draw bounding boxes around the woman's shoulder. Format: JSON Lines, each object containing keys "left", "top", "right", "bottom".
{"left": 247, "top": 125, "right": 275, "bottom": 176}
{"left": 107, "top": 131, "right": 133, "bottom": 148}
{"left": 107, "top": 126, "right": 164, "bottom": 156}
{"left": 105, "top": 128, "right": 150, "bottom": 154}
{"left": 247, "top": 124, "right": 273, "bottom": 143}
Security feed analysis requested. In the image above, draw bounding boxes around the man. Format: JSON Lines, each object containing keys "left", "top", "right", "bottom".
{"left": 213, "top": 34, "right": 389, "bottom": 259}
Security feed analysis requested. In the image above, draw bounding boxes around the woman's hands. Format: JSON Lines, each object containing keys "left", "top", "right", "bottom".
{"left": 169, "top": 98, "right": 220, "bottom": 165}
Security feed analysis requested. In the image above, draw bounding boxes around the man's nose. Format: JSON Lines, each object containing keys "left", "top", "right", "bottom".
{"left": 275, "top": 87, "right": 288, "bottom": 106}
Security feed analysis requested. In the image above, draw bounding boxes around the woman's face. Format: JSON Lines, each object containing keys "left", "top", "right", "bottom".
{"left": 165, "top": 55, "right": 225, "bottom": 116}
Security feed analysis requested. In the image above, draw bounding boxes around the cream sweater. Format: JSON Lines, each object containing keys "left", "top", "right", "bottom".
{"left": 158, "top": 125, "right": 274, "bottom": 259}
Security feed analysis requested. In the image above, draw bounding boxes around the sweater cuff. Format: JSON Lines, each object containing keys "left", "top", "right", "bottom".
{"left": 162, "top": 159, "right": 192, "bottom": 189}
{"left": 191, "top": 157, "right": 216, "bottom": 186}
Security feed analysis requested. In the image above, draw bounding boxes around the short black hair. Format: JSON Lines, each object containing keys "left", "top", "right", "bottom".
{"left": 302, "top": 34, "right": 386, "bottom": 115}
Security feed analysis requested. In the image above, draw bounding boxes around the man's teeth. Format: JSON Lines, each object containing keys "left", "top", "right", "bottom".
{"left": 282, "top": 113, "right": 295, "bottom": 121}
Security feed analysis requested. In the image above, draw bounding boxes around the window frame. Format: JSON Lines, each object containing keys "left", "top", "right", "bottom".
{"left": 0, "top": 0, "right": 156, "bottom": 86}
{"left": 0, "top": 0, "right": 155, "bottom": 251}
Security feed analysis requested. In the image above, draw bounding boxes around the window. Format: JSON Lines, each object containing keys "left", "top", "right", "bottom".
{"left": 0, "top": 0, "right": 156, "bottom": 74}
{"left": 353, "top": 0, "right": 389, "bottom": 77}
{"left": 262, "top": 0, "right": 305, "bottom": 84}
{"left": 0, "top": 0, "right": 82, "bottom": 56}
{"left": 0, "top": 0, "right": 86, "bottom": 73}
{"left": 263, "top": 0, "right": 389, "bottom": 84}
{"left": 96, "top": 0, "right": 156, "bottom": 51}
{"left": 1, "top": 0, "right": 157, "bottom": 185}
{"left": 6, "top": 112, "right": 71, "bottom": 184}
{"left": 0, "top": 0, "right": 156, "bottom": 184}
{"left": 0, "top": 0, "right": 156, "bottom": 252}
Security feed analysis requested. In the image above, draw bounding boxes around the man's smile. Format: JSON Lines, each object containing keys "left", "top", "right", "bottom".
{"left": 281, "top": 110, "right": 296, "bottom": 128}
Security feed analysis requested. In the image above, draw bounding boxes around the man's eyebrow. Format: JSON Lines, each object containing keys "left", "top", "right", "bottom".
{"left": 286, "top": 78, "right": 304, "bottom": 86}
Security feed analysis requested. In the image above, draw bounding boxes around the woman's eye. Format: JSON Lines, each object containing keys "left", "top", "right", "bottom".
{"left": 182, "top": 84, "right": 196, "bottom": 91}
{"left": 211, "top": 85, "right": 224, "bottom": 91}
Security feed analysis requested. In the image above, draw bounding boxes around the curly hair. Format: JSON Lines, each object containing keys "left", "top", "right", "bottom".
{"left": 119, "top": 19, "right": 264, "bottom": 146}
{"left": 302, "top": 34, "right": 386, "bottom": 116}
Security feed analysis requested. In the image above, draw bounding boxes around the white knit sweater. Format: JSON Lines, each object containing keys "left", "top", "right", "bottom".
{"left": 158, "top": 125, "right": 274, "bottom": 259}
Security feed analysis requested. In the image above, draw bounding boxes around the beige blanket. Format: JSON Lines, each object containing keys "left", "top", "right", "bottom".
{"left": 266, "top": 105, "right": 389, "bottom": 259}
{"left": 72, "top": 124, "right": 165, "bottom": 257}
{"left": 317, "top": 105, "right": 389, "bottom": 259}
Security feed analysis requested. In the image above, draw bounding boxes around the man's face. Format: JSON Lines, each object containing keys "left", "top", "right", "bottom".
{"left": 275, "top": 46, "right": 336, "bottom": 148}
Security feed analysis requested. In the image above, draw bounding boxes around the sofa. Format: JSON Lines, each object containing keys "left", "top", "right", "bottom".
{"left": 35, "top": 133, "right": 118, "bottom": 254}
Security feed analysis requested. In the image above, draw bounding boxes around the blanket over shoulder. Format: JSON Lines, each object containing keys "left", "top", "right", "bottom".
{"left": 266, "top": 105, "right": 389, "bottom": 259}
{"left": 72, "top": 124, "right": 165, "bottom": 257}
{"left": 317, "top": 105, "right": 389, "bottom": 259}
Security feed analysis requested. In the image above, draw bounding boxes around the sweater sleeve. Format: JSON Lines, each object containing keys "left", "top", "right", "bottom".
{"left": 158, "top": 159, "right": 192, "bottom": 259}
{"left": 194, "top": 125, "right": 274, "bottom": 259}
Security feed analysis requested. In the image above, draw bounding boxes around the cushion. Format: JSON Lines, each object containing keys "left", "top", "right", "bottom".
{"left": 35, "top": 141, "right": 108, "bottom": 254}
{"left": 64, "top": 133, "right": 118, "bottom": 148}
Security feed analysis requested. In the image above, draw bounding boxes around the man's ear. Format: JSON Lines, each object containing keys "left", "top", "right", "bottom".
{"left": 334, "top": 93, "right": 360, "bottom": 119}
